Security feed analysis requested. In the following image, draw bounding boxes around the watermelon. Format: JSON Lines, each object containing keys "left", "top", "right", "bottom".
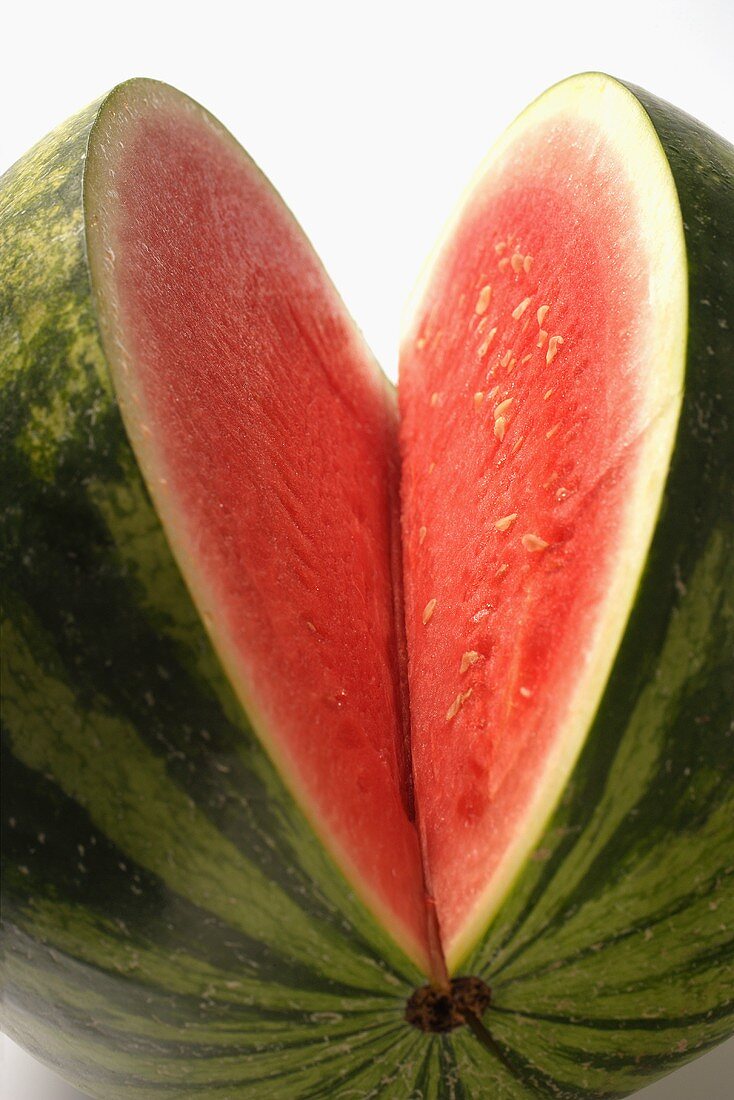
{"left": 1, "top": 71, "right": 732, "bottom": 1100}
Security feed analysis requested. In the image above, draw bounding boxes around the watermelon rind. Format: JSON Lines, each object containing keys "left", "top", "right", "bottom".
{"left": 1, "top": 72, "right": 733, "bottom": 1099}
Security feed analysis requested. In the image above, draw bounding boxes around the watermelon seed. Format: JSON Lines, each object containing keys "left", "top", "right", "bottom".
{"left": 423, "top": 598, "right": 437, "bottom": 624}
{"left": 500, "top": 349, "right": 512, "bottom": 368}
{"left": 537, "top": 329, "right": 548, "bottom": 348}
{"left": 510, "top": 252, "right": 524, "bottom": 273}
{"left": 522, "top": 533, "right": 549, "bottom": 552}
{"left": 428, "top": 461, "right": 436, "bottom": 474}
{"left": 511, "top": 435, "right": 524, "bottom": 454}
{"left": 446, "top": 689, "right": 472, "bottom": 721}
{"left": 546, "top": 335, "right": 564, "bottom": 364}
{"left": 519, "top": 687, "right": 532, "bottom": 698}
{"left": 521, "top": 354, "right": 532, "bottom": 365}
{"left": 512, "top": 297, "right": 531, "bottom": 320}
{"left": 494, "top": 398, "right": 514, "bottom": 419}
{"left": 430, "top": 392, "right": 440, "bottom": 406}
{"left": 494, "top": 513, "right": 518, "bottom": 532}
{"left": 477, "top": 327, "right": 497, "bottom": 358}
{"left": 544, "top": 388, "right": 555, "bottom": 400}
{"left": 306, "top": 620, "right": 317, "bottom": 632}
{"left": 556, "top": 486, "right": 569, "bottom": 501}
{"left": 523, "top": 255, "right": 534, "bottom": 273}
{"left": 474, "top": 391, "right": 485, "bottom": 408}
{"left": 419, "top": 526, "right": 427, "bottom": 545}
{"left": 546, "top": 423, "right": 560, "bottom": 439}
{"left": 495, "top": 563, "right": 509, "bottom": 577}
{"left": 494, "top": 241, "right": 507, "bottom": 254}
{"left": 487, "top": 384, "right": 500, "bottom": 400}
{"left": 494, "top": 417, "right": 507, "bottom": 441}
{"left": 475, "top": 285, "right": 492, "bottom": 314}
{"left": 498, "top": 257, "right": 510, "bottom": 271}
{"left": 537, "top": 304, "right": 549, "bottom": 326}
{"left": 460, "top": 651, "right": 480, "bottom": 673}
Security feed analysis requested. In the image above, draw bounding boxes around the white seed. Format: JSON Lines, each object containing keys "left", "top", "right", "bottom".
{"left": 446, "top": 689, "right": 472, "bottom": 721}
{"left": 510, "top": 252, "right": 524, "bottom": 273}
{"left": 477, "top": 327, "right": 497, "bottom": 358}
{"left": 512, "top": 297, "right": 532, "bottom": 320}
{"left": 494, "top": 397, "right": 514, "bottom": 419}
{"left": 498, "top": 257, "right": 510, "bottom": 271}
{"left": 543, "top": 388, "right": 555, "bottom": 400}
{"left": 430, "top": 392, "right": 440, "bottom": 406}
{"left": 460, "top": 651, "right": 480, "bottom": 673}
{"left": 556, "top": 486, "right": 569, "bottom": 501}
{"left": 494, "top": 241, "right": 507, "bottom": 254}
{"left": 417, "top": 336, "right": 427, "bottom": 349}
{"left": 537, "top": 305, "right": 549, "bottom": 326}
{"left": 545, "top": 423, "right": 560, "bottom": 439}
{"left": 475, "top": 285, "right": 492, "bottom": 314}
{"left": 507, "top": 358, "right": 517, "bottom": 374}
{"left": 519, "top": 686, "right": 532, "bottom": 698}
{"left": 522, "top": 533, "right": 549, "bottom": 552}
{"left": 494, "top": 417, "right": 507, "bottom": 441}
{"left": 495, "top": 562, "right": 509, "bottom": 577}
{"left": 524, "top": 255, "right": 533, "bottom": 273}
{"left": 537, "top": 329, "right": 548, "bottom": 348}
{"left": 546, "top": 335, "right": 564, "bottom": 364}
{"left": 494, "top": 512, "right": 518, "bottom": 532}
{"left": 521, "top": 354, "right": 532, "bottom": 365}
{"left": 422, "top": 598, "right": 437, "bottom": 624}
{"left": 474, "top": 391, "right": 484, "bottom": 408}
{"left": 500, "top": 349, "right": 513, "bottom": 368}
{"left": 511, "top": 434, "right": 524, "bottom": 454}
{"left": 419, "top": 525, "right": 427, "bottom": 544}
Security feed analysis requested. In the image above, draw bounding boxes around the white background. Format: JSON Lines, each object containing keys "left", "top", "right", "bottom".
{"left": 1, "top": 1, "right": 732, "bottom": 1096}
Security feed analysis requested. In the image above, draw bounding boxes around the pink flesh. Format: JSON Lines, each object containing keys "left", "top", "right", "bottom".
{"left": 100, "top": 95, "right": 657, "bottom": 974}
{"left": 399, "top": 117, "right": 653, "bottom": 957}
{"left": 103, "top": 103, "right": 429, "bottom": 966}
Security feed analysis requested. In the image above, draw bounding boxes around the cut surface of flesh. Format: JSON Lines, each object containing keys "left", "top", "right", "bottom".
{"left": 399, "top": 76, "right": 686, "bottom": 967}
{"left": 85, "top": 82, "right": 429, "bottom": 970}
{"left": 84, "top": 76, "right": 686, "bottom": 977}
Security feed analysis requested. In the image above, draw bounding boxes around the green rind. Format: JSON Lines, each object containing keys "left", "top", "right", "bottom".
{"left": 1, "top": 75, "right": 733, "bottom": 1099}
{"left": 460, "top": 79, "right": 734, "bottom": 1096}
{"left": 0, "top": 89, "right": 426, "bottom": 1099}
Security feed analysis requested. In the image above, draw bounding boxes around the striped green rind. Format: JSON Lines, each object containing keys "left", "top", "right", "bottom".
{"left": 1, "top": 75, "right": 733, "bottom": 1099}
{"left": 0, "top": 90, "right": 427, "bottom": 1098}
{"left": 458, "top": 80, "right": 734, "bottom": 1096}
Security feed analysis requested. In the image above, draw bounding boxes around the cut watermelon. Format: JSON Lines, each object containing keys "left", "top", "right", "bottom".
{"left": 2, "top": 73, "right": 733, "bottom": 1100}
{"left": 84, "top": 82, "right": 430, "bottom": 970}
{"left": 399, "top": 75, "right": 686, "bottom": 968}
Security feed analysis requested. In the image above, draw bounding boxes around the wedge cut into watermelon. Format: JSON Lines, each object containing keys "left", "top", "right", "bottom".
{"left": 2, "top": 72, "right": 732, "bottom": 1100}
{"left": 399, "top": 73, "right": 688, "bottom": 968}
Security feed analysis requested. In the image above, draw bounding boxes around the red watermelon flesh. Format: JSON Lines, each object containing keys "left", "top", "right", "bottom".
{"left": 399, "top": 106, "right": 681, "bottom": 966}
{"left": 86, "top": 88, "right": 430, "bottom": 970}
{"left": 86, "top": 84, "right": 682, "bottom": 978}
